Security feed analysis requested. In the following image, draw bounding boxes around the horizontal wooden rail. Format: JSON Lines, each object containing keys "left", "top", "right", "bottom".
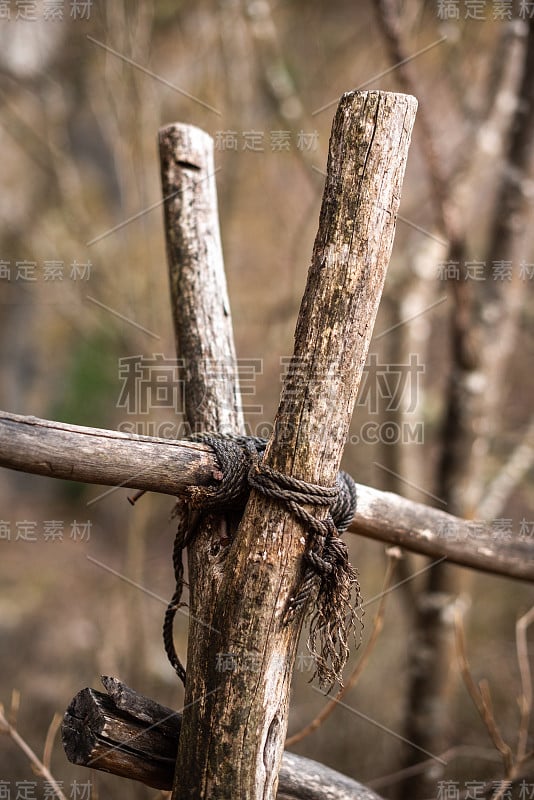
{"left": 0, "top": 410, "right": 532, "bottom": 582}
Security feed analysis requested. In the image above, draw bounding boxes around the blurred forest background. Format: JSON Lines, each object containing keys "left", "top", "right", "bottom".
{"left": 0, "top": 1, "right": 533, "bottom": 799}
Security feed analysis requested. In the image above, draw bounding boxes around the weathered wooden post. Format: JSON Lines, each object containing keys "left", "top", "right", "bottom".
{"left": 158, "top": 91, "right": 417, "bottom": 799}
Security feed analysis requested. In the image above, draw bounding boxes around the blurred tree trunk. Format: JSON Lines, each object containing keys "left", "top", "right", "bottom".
{"left": 397, "top": 16, "right": 534, "bottom": 800}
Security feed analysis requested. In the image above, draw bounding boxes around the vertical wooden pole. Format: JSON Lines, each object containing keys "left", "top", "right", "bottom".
{"left": 159, "top": 123, "right": 247, "bottom": 797}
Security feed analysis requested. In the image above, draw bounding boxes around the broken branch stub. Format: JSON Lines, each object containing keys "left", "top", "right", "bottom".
{"left": 62, "top": 679, "right": 386, "bottom": 800}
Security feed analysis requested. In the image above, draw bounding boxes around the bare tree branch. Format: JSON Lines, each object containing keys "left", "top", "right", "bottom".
{"left": 0, "top": 704, "right": 67, "bottom": 800}
{"left": 455, "top": 610, "right": 514, "bottom": 778}
{"left": 516, "top": 606, "right": 534, "bottom": 763}
{"left": 476, "top": 417, "right": 534, "bottom": 521}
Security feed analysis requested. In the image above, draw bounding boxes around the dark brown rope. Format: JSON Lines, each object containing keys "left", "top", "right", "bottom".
{"left": 163, "top": 434, "right": 361, "bottom": 690}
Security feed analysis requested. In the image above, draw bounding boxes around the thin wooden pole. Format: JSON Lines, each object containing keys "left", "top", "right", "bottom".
{"left": 158, "top": 122, "right": 248, "bottom": 800}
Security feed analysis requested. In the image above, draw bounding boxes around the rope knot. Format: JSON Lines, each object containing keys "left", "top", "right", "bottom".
{"left": 163, "top": 433, "right": 362, "bottom": 690}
